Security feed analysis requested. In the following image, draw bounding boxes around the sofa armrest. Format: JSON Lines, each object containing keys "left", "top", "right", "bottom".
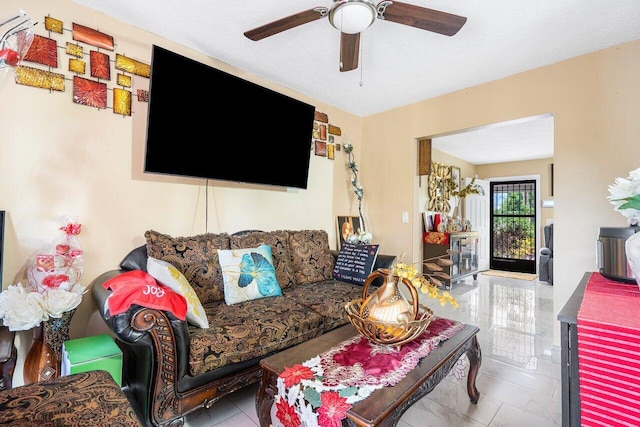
{"left": 91, "top": 270, "right": 192, "bottom": 424}
{"left": 91, "top": 270, "right": 190, "bottom": 368}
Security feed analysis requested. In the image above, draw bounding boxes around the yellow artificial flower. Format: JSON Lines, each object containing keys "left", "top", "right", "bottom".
{"left": 390, "top": 260, "right": 458, "bottom": 309}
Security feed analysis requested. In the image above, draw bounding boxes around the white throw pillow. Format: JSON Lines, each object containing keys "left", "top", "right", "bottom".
{"left": 147, "top": 257, "right": 209, "bottom": 328}
{"left": 217, "top": 244, "right": 282, "bottom": 305}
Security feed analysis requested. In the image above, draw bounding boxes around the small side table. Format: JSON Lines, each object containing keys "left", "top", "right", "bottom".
{"left": 0, "top": 324, "right": 17, "bottom": 391}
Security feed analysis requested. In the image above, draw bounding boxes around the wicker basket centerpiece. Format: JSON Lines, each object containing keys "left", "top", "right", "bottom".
{"left": 345, "top": 268, "right": 435, "bottom": 349}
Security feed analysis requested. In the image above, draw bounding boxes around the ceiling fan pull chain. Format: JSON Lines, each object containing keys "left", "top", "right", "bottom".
{"left": 359, "top": 34, "right": 364, "bottom": 86}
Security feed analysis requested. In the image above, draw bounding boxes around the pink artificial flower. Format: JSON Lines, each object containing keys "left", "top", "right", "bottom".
{"left": 60, "top": 223, "right": 82, "bottom": 236}
{"left": 56, "top": 244, "right": 70, "bottom": 255}
{"left": 317, "top": 391, "right": 351, "bottom": 427}
{"left": 42, "top": 274, "right": 69, "bottom": 289}
{"left": 69, "top": 249, "right": 83, "bottom": 258}
{"left": 279, "top": 364, "right": 315, "bottom": 388}
{"left": 275, "top": 398, "right": 301, "bottom": 427}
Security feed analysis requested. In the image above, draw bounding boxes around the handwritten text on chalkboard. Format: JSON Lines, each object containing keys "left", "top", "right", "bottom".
{"left": 333, "top": 243, "right": 380, "bottom": 285}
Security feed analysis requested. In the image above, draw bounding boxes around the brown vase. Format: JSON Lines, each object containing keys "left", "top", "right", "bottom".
{"left": 23, "top": 309, "right": 76, "bottom": 384}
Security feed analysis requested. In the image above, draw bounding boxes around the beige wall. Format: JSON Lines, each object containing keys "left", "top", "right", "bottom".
{"left": 360, "top": 40, "right": 640, "bottom": 350}
{"left": 0, "top": 0, "right": 362, "bottom": 386}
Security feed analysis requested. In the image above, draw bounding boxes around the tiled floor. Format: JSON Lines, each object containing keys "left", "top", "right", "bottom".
{"left": 184, "top": 273, "right": 561, "bottom": 427}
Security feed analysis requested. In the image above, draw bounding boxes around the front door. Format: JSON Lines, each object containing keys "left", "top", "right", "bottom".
{"left": 490, "top": 180, "right": 536, "bottom": 273}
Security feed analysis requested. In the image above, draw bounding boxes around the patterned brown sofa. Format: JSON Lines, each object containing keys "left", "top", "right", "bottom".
{"left": 91, "top": 229, "right": 394, "bottom": 427}
{"left": 0, "top": 370, "right": 142, "bottom": 425}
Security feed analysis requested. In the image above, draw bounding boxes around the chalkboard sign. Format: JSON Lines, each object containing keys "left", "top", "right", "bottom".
{"left": 333, "top": 243, "right": 380, "bottom": 285}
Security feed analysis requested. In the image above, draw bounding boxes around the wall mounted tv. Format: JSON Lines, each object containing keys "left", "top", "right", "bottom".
{"left": 144, "top": 45, "right": 316, "bottom": 189}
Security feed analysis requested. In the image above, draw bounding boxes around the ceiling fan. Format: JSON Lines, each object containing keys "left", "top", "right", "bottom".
{"left": 244, "top": 0, "right": 467, "bottom": 72}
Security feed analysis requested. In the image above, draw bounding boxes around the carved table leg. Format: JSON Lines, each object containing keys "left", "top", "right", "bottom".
{"left": 466, "top": 336, "right": 482, "bottom": 403}
{"left": 256, "top": 367, "right": 277, "bottom": 427}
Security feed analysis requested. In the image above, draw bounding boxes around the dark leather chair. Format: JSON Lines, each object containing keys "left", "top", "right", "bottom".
{"left": 539, "top": 224, "right": 553, "bottom": 284}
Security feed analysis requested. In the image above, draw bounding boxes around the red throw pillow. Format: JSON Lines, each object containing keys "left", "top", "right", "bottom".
{"left": 102, "top": 270, "right": 187, "bottom": 320}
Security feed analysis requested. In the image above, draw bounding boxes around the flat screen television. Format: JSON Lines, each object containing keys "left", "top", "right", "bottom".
{"left": 144, "top": 45, "right": 316, "bottom": 189}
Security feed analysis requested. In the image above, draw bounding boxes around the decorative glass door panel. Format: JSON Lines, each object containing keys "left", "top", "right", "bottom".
{"left": 490, "top": 180, "right": 536, "bottom": 274}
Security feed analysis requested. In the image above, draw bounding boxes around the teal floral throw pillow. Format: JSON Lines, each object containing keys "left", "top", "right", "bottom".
{"left": 218, "top": 244, "right": 282, "bottom": 305}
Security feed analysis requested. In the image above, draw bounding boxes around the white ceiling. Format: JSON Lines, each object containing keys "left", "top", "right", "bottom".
{"left": 69, "top": 0, "right": 640, "bottom": 119}
{"left": 432, "top": 114, "right": 554, "bottom": 165}
{"left": 68, "top": 0, "right": 636, "bottom": 164}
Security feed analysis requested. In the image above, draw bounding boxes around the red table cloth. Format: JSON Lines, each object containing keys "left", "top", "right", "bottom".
{"left": 577, "top": 272, "right": 640, "bottom": 426}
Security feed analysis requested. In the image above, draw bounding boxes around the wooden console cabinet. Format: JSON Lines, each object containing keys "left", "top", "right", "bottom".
{"left": 423, "top": 231, "right": 479, "bottom": 290}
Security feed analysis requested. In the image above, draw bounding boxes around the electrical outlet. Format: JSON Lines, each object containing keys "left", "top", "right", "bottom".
{"left": 401, "top": 212, "right": 409, "bottom": 223}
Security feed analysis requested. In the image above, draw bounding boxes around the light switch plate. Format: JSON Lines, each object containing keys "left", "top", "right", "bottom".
{"left": 401, "top": 212, "right": 409, "bottom": 223}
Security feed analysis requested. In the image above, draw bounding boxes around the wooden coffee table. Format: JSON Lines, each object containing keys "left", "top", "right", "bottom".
{"left": 256, "top": 322, "right": 481, "bottom": 427}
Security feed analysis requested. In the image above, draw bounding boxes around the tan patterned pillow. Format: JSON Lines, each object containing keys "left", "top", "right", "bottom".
{"left": 287, "top": 229, "right": 335, "bottom": 285}
{"left": 230, "top": 230, "right": 296, "bottom": 289}
{"left": 145, "top": 230, "right": 230, "bottom": 304}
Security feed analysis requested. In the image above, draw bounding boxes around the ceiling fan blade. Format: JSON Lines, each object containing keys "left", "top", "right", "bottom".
{"left": 379, "top": 1, "right": 467, "bottom": 36}
{"left": 339, "top": 32, "right": 360, "bottom": 72}
{"left": 244, "top": 7, "right": 328, "bottom": 41}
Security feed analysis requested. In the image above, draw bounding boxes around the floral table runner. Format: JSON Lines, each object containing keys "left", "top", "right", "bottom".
{"left": 270, "top": 317, "right": 465, "bottom": 427}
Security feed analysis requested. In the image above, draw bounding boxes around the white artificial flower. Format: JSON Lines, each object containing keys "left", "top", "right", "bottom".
{"left": 358, "top": 231, "right": 373, "bottom": 244}
{"left": 0, "top": 283, "right": 48, "bottom": 331}
{"left": 42, "top": 288, "right": 83, "bottom": 318}
{"left": 608, "top": 167, "right": 640, "bottom": 226}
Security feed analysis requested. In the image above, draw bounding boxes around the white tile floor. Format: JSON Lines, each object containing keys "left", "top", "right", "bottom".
{"left": 184, "top": 273, "right": 561, "bottom": 427}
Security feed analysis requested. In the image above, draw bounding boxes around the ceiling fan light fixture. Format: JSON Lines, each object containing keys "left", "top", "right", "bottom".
{"left": 329, "top": 0, "right": 377, "bottom": 34}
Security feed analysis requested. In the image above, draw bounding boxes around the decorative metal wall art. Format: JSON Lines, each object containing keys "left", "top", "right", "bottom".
{"left": 427, "top": 161, "right": 453, "bottom": 213}
{"left": 89, "top": 50, "right": 110, "bottom": 79}
{"left": 72, "top": 76, "right": 106, "bottom": 108}
{"left": 23, "top": 35, "right": 57, "bottom": 67}
{"left": 15, "top": 65, "right": 65, "bottom": 91}
{"left": 72, "top": 23, "right": 114, "bottom": 51}
{"left": 115, "top": 54, "right": 150, "bottom": 78}
{"left": 15, "top": 14, "right": 150, "bottom": 116}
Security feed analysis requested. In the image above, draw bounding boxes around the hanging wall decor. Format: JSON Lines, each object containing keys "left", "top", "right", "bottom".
{"left": 89, "top": 50, "right": 110, "bottom": 80}
{"left": 73, "top": 76, "right": 107, "bottom": 108}
{"left": 427, "top": 161, "right": 453, "bottom": 213}
{"left": 68, "top": 58, "right": 85, "bottom": 74}
{"left": 44, "top": 16, "right": 63, "bottom": 34}
{"left": 113, "top": 88, "right": 132, "bottom": 116}
{"left": 72, "top": 23, "right": 114, "bottom": 51}
{"left": 117, "top": 74, "right": 131, "bottom": 87}
{"left": 15, "top": 14, "right": 150, "bottom": 117}
{"left": 115, "top": 54, "right": 150, "bottom": 77}
{"left": 15, "top": 65, "right": 65, "bottom": 91}
{"left": 23, "top": 34, "right": 57, "bottom": 67}
{"left": 137, "top": 89, "right": 149, "bottom": 102}
{"left": 65, "top": 42, "right": 82, "bottom": 57}
{"left": 312, "top": 110, "right": 341, "bottom": 159}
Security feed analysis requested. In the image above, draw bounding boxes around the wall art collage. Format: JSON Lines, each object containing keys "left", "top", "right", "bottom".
{"left": 312, "top": 110, "right": 342, "bottom": 160}
{"left": 13, "top": 13, "right": 150, "bottom": 116}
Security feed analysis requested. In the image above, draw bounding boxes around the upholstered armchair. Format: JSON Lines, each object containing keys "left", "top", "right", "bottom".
{"left": 539, "top": 224, "right": 553, "bottom": 284}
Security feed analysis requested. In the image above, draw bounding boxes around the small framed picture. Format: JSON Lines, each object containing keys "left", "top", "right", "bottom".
{"left": 327, "top": 144, "right": 335, "bottom": 160}
{"left": 336, "top": 215, "right": 361, "bottom": 248}
{"left": 314, "top": 140, "right": 327, "bottom": 157}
